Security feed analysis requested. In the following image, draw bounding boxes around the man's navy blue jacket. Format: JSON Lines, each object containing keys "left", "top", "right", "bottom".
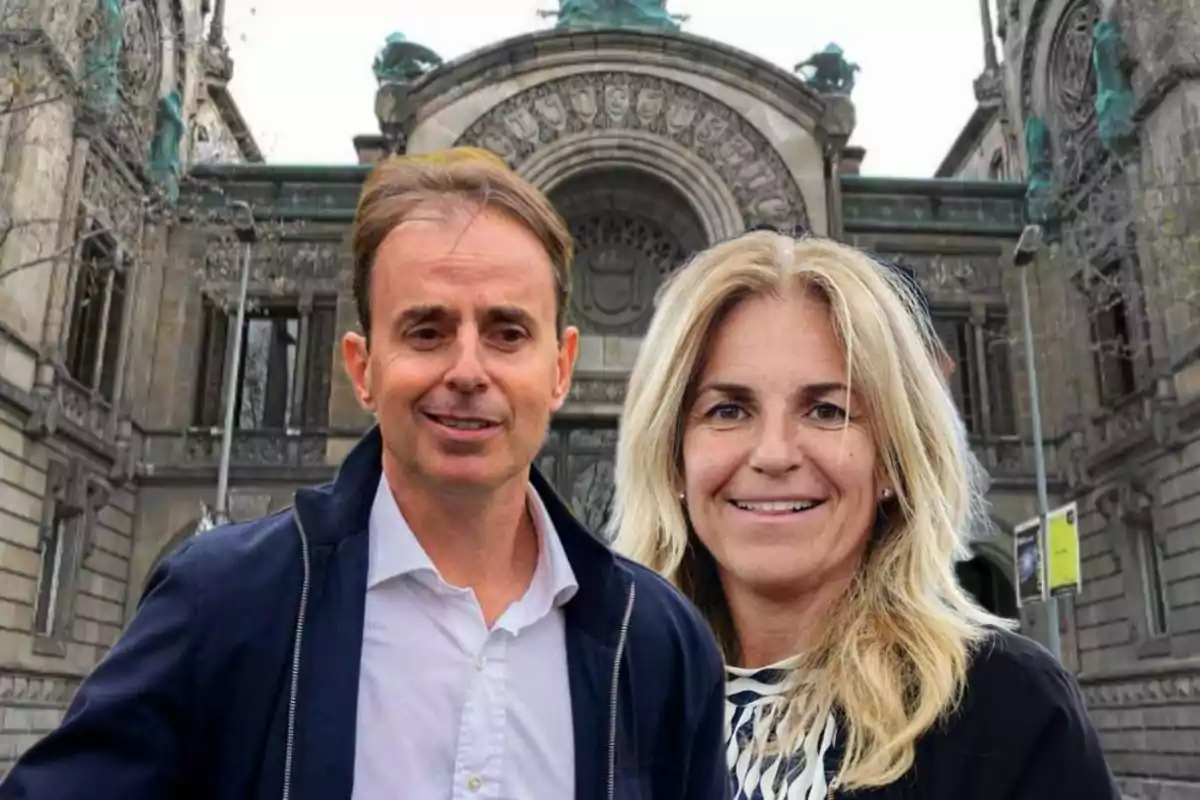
{"left": 0, "top": 429, "right": 730, "bottom": 800}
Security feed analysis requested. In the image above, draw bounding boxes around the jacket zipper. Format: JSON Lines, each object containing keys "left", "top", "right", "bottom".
{"left": 282, "top": 511, "right": 313, "bottom": 800}
{"left": 606, "top": 582, "right": 637, "bottom": 800}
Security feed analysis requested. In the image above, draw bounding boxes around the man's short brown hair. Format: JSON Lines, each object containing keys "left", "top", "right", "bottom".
{"left": 350, "top": 148, "right": 574, "bottom": 341}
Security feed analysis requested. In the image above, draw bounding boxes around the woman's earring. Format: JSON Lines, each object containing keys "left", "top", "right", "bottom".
{"left": 880, "top": 488, "right": 894, "bottom": 501}
{"left": 678, "top": 491, "right": 686, "bottom": 502}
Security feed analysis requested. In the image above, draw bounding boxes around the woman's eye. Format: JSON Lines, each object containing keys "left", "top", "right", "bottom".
{"left": 809, "top": 402, "right": 847, "bottom": 423}
{"left": 705, "top": 403, "right": 747, "bottom": 422}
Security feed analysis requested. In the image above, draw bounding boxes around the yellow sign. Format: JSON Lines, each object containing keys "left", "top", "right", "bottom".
{"left": 1046, "top": 502, "right": 1081, "bottom": 597}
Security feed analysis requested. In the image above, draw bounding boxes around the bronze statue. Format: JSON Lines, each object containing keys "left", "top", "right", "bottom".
{"left": 555, "top": 0, "right": 680, "bottom": 30}
{"left": 795, "top": 44, "right": 859, "bottom": 96}
{"left": 1092, "top": 20, "right": 1136, "bottom": 151}
{"left": 372, "top": 32, "right": 443, "bottom": 84}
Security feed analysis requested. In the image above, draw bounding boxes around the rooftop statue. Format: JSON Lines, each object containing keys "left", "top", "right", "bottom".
{"left": 372, "top": 32, "right": 443, "bottom": 84}
{"left": 795, "top": 43, "right": 859, "bottom": 96}
{"left": 555, "top": 0, "right": 681, "bottom": 31}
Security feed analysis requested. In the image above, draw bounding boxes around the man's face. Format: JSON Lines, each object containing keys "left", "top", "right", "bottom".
{"left": 342, "top": 207, "right": 578, "bottom": 496}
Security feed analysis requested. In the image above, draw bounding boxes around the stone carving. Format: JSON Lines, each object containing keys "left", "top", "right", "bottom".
{"left": 569, "top": 211, "right": 688, "bottom": 333}
{"left": 1020, "top": 0, "right": 1052, "bottom": 116}
{"left": 840, "top": 193, "right": 1024, "bottom": 231}
{"left": 457, "top": 72, "right": 808, "bottom": 230}
{"left": 182, "top": 431, "right": 327, "bottom": 468}
{"left": 536, "top": 427, "right": 619, "bottom": 535}
{"left": 372, "top": 32, "right": 443, "bottom": 84}
{"left": 795, "top": 44, "right": 859, "bottom": 96}
{"left": 1024, "top": 116, "right": 1054, "bottom": 223}
{"left": 59, "top": 380, "right": 111, "bottom": 437}
{"left": 202, "top": 239, "right": 348, "bottom": 295}
{"left": 80, "top": 0, "right": 123, "bottom": 125}
{"left": 1092, "top": 20, "right": 1137, "bottom": 152}
{"left": 554, "top": 0, "right": 680, "bottom": 30}
{"left": 888, "top": 252, "right": 1005, "bottom": 295}
{"left": 149, "top": 91, "right": 184, "bottom": 204}
{"left": 569, "top": 376, "right": 628, "bottom": 405}
{"left": 1049, "top": 0, "right": 1102, "bottom": 187}
{"left": 0, "top": 670, "right": 80, "bottom": 706}
{"left": 1081, "top": 672, "right": 1200, "bottom": 708}
{"left": 82, "top": 155, "right": 141, "bottom": 240}
{"left": 114, "top": 0, "right": 163, "bottom": 158}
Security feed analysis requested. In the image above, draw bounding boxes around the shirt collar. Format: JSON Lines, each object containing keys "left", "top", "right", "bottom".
{"left": 366, "top": 476, "right": 579, "bottom": 609}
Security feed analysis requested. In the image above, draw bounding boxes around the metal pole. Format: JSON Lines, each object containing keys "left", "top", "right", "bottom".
{"left": 1018, "top": 255, "right": 1062, "bottom": 661}
{"left": 212, "top": 201, "right": 255, "bottom": 528}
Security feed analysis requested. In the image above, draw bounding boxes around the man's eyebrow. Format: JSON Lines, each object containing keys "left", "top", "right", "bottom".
{"left": 485, "top": 307, "right": 538, "bottom": 327}
{"left": 393, "top": 305, "right": 457, "bottom": 326}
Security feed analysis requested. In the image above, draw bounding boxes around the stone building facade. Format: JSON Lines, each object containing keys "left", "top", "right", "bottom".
{"left": 0, "top": 0, "right": 255, "bottom": 773}
{"left": 4, "top": 0, "right": 1200, "bottom": 796}
{"left": 938, "top": 0, "right": 1200, "bottom": 795}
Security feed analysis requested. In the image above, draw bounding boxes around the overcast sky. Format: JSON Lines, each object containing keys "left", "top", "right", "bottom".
{"left": 223, "top": 0, "right": 991, "bottom": 178}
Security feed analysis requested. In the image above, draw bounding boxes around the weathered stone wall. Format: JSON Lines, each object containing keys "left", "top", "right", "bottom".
{"left": 992, "top": 0, "right": 1200, "bottom": 790}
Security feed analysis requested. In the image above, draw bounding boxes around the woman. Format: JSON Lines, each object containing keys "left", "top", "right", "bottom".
{"left": 612, "top": 233, "right": 1117, "bottom": 799}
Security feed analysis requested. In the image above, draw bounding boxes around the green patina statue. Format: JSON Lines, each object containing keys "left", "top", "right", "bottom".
{"left": 149, "top": 91, "right": 184, "bottom": 204}
{"left": 372, "top": 32, "right": 443, "bottom": 84}
{"left": 81, "top": 0, "right": 123, "bottom": 125}
{"left": 795, "top": 43, "right": 859, "bottom": 96}
{"left": 1093, "top": 20, "right": 1136, "bottom": 152}
{"left": 1024, "top": 116, "right": 1054, "bottom": 223}
{"left": 555, "top": 0, "right": 680, "bottom": 31}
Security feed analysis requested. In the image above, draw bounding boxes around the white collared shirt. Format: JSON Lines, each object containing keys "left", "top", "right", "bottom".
{"left": 352, "top": 477, "right": 579, "bottom": 800}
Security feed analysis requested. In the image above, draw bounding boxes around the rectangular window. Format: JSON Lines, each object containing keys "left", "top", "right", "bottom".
{"left": 33, "top": 514, "right": 68, "bottom": 637}
{"left": 1090, "top": 293, "right": 1137, "bottom": 404}
{"left": 982, "top": 317, "right": 1016, "bottom": 436}
{"left": 194, "top": 297, "right": 335, "bottom": 430}
{"left": 933, "top": 311, "right": 1016, "bottom": 438}
{"left": 65, "top": 227, "right": 125, "bottom": 401}
{"left": 1139, "top": 528, "right": 1170, "bottom": 637}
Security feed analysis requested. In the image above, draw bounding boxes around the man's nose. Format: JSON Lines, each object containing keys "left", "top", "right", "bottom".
{"left": 444, "top": 329, "right": 488, "bottom": 394}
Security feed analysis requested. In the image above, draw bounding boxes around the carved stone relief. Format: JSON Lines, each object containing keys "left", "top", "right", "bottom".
{"left": 1048, "top": 0, "right": 1103, "bottom": 189}
{"left": 1020, "top": 0, "right": 1052, "bottom": 117}
{"left": 551, "top": 169, "right": 707, "bottom": 335}
{"left": 879, "top": 251, "right": 1005, "bottom": 297}
{"left": 81, "top": 155, "right": 141, "bottom": 242}
{"left": 568, "top": 375, "right": 628, "bottom": 405}
{"left": 202, "top": 239, "right": 348, "bottom": 297}
{"left": 456, "top": 72, "right": 808, "bottom": 230}
{"left": 569, "top": 211, "right": 684, "bottom": 333}
{"left": 113, "top": 0, "right": 164, "bottom": 161}
{"left": 537, "top": 426, "right": 618, "bottom": 535}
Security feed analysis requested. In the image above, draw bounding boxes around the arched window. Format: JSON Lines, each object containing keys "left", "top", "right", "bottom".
{"left": 988, "top": 149, "right": 1005, "bottom": 180}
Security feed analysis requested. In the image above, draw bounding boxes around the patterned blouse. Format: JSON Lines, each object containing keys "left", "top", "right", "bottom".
{"left": 725, "top": 661, "right": 837, "bottom": 800}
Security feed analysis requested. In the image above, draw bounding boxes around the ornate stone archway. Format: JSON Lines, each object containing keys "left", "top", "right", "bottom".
{"left": 455, "top": 71, "right": 809, "bottom": 234}
{"left": 549, "top": 168, "right": 707, "bottom": 335}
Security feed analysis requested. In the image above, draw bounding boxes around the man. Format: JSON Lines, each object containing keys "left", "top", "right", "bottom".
{"left": 0, "top": 148, "right": 730, "bottom": 800}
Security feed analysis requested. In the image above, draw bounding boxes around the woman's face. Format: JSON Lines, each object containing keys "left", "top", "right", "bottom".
{"left": 681, "top": 290, "right": 885, "bottom": 601}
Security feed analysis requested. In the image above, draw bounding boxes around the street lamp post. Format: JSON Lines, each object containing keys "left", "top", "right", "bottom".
{"left": 1013, "top": 223, "right": 1062, "bottom": 662}
{"left": 212, "top": 200, "right": 257, "bottom": 527}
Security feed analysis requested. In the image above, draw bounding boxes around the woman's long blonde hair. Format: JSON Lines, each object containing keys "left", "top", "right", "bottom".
{"left": 611, "top": 233, "right": 1012, "bottom": 790}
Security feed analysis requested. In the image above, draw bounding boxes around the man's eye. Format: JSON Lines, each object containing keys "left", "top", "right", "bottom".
{"left": 495, "top": 327, "right": 527, "bottom": 344}
{"left": 408, "top": 327, "right": 442, "bottom": 343}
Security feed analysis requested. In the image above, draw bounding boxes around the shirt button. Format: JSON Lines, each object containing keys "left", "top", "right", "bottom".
{"left": 467, "top": 775, "right": 483, "bottom": 791}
